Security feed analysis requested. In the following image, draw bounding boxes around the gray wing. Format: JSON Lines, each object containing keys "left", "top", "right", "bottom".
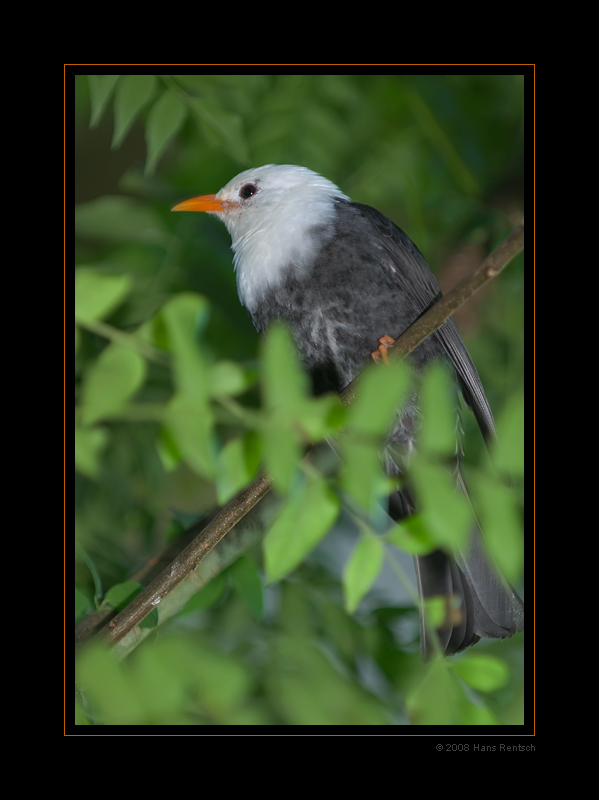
{"left": 352, "top": 202, "right": 497, "bottom": 444}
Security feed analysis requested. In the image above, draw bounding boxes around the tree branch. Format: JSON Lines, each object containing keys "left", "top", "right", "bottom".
{"left": 89, "top": 223, "right": 524, "bottom": 651}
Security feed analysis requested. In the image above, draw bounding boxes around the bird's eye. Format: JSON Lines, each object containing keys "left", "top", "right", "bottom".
{"left": 239, "top": 183, "right": 258, "bottom": 199}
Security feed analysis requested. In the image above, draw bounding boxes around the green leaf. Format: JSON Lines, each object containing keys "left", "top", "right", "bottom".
{"left": 346, "top": 359, "right": 411, "bottom": 437}
{"left": 75, "top": 588, "right": 92, "bottom": 623}
{"left": 340, "top": 435, "right": 390, "bottom": 512}
{"left": 470, "top": 471, "right": 523, "bottom": 583}
{"left": 260, "top": 418, "right": 302, "bottom": 495}
{"left": 145, "top": 90, "right": 188, "bottom": 174}
{"left": 407, "top": 656, "right": 499, "bottom": 724}
{"left": 209, "top": 360, "right": 252, "bottom": 397}
{"left": 75, "top": 425, "right": 110, "bottom": 479}
{"left": 343, "top": 535, "right": 384, "bottom": 613}
{"left": 407, "top": 659, "right": 463, "bottom": 725}
{"left": 179, "top": 575, "right": 226, "bottom": 615}
{"left": 296, "top": 394, "right": 346, "bottom": 441}
{"left": 409, "top": 455, "right": 471, "bottom": 550}
{"left": 163, "top": 393, "right": 216, "bottom": 479}
{"left": 189, "top": 96, "right": 249, "bottom": 164}
{"left": 229, "top": 557, "right": 263, "bottom": 619}
{"left": 216, "top": 436, "right": 256, "bottom": 504}
{"left": 81, "top": 344, "right": 146, "bottom": 424}
{"left": 264, "top": 477, "right": 339, "bottom": 583}
{"left": 421, "top": 595, "right": 448, "bottom": 631}
{"left": 159, "top": 293, "right": 211, "bottom": 401}
{"left": 180, "top": 580, "right": 225, "bottom": 617}
{"left": 76, "top": 644, "right": 144, "bottom": 725}
{"left": 75, "top": 270, "right": 133, "bottom": 323}
{"left": 156, "top": 424, "right": 182, "bottom": 471}
{"left": 112, "top": 74, "right": 157, "bottom": 148}
{"left": 262, "top": 323, "right": 310, "bottom": 420}
{"left": 493, "top": 389, "right": 524, "bottom": 478}
{"left": 385, "top": 514, "right": 437, "bottom": 555}
{"left": 419, "top": 362, "right": 457, "bottom": 456}
{"left": 88, "top": 74, "right": 120, "bottom": 127}
{"left": 75, "top": 196, "right": 166, "bottom": 244}
{"left": 100, "top": 581, "right": 144, "bottom": 612}
{"left": 260, "top": 324, "right": 311, "bottom": 493}
{"left": 450, "top": 653, "right": 509, "bottom": 692}
{"left": 458, "top": 702, "right": 498, "bottom": 725}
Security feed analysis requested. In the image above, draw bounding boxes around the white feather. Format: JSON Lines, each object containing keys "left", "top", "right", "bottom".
{"left": 210, "top": 165, "right": 349, "bottom": 311}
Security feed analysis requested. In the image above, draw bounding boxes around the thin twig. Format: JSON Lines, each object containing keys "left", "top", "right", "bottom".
{"left": 94, "top": 473, "right": 272, "bottom": 647}
{"left": 91, "top": 223, "right": 524, "bottom": 650}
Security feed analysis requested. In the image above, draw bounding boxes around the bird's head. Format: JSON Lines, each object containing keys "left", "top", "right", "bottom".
{"left": 172, "top": 165, "right": 349, "bottom": 310}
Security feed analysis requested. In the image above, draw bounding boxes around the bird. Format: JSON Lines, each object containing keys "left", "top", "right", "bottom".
{"left": 172, "top": 164, "right": 524, "bottom": 659}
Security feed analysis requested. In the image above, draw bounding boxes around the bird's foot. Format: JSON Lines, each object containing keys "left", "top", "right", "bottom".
{"left": 371, "top": 335, "right": 396, "bottom": 363}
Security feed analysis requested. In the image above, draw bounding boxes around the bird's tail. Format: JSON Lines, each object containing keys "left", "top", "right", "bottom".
{"left": 388, "top": 487, "right": 524, "bottom": 660}
{"left": 414, "top": 533, "right": 524, "bottom": 660}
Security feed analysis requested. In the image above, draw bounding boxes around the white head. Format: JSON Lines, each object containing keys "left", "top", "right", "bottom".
{"left": 173, "top": 164, "right": 349, "bottom": 311}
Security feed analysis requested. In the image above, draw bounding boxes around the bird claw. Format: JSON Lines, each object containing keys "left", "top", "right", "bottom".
{"left": 371, "top": 335, "right": 396, "bottom": 363}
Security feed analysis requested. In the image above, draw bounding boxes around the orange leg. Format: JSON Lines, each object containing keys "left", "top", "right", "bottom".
{"left": 370, "top": 335, "right": 396, "bottom": 363}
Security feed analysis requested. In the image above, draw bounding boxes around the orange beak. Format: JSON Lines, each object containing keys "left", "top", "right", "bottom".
{"left": 171, "top": 194, "right": 227, "bottom": 213}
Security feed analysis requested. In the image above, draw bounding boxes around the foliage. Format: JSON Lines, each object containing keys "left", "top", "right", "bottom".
{"left": 74, "top": 72, "right": 525, "bottom": 727}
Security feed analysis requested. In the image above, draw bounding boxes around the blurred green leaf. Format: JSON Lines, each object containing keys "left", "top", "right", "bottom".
{"left": 419, "top": 362, "right": 457, "bottom": 456}
{"left": 339, "top": 355, "right": 410, "bottom": 512}
{"left": 340, "top": 435, "right": 390, "bottom": 512}
{"left": 157, "top": 424, "right": 183, "bottom": 472}
{"left": 100, "top": 581, "right": 143, "bottom": 612}
{"left": 75, "top": 196, "right": 166, "bottom": 244}
{"left": 159, "top": 293, "right": 211, "bottom": 401}
{"left": 179, "top": 575, "right": 226, "bottom": 615}
{"left": 264, "top": 477, "right": 339, "bottom": 583}
{"left": 407, "top": 659, "right": 462, "bottom": 725}
{"left": 268, "top": 635, "right": 388, "bottom": 725}
{"left": 81, "top": 344, "right": 146, "bottom": 424}
{"left": 76, "top": 644, "right": 144, "bottom": 725}
{"left": 343, "top": 535, "right": 384, "bottom": 613}
{"left": 493, "top": 389, "right": 524, "bottom": 478}
{"left": 229, "top": 557, "right": 263, "bottom": 619}
{"left": 458, "top": 702, "right": 498, "bottom": 725}
{"left": 470, "top": 471, "right": 523, "bottom": 583}
{"left": 260, "top": 324, "right": 312, "bottom": 493}
{"left": 163, "top": 393, "right": 215, "bottom": 479}
{"left": 216, "top": 436, "right": 256, "bottom": 504}
{"left": 209, "top": 360, "right": 253, "bottom": 397}
{"left": 76, "top": 636, "right": 253, "bottom": 724}
{"left": 385, "top": 514, "right": 437, "bottom": 555}
{"left": 260, "top": 418, "right": 301, "bottom": 495}
{"left": 100, "top": 581, "right": 159, "bottom": 628}
{"left": 262, "top": 323, "right": 310, "bottom": 419}
{"left": 145, "top": 90, "right": 188, "bottom": 174}
{"left": 346, "top": 359, "right": 412, "bottom": 437}
{"left": 407, "top": 657, "right": 499, "bottom": 725}
{"left": 189, "top": 96, "right": 249, "bottom": 164}
{"left": 299, "top": 394, "right": 346, "bottom": 441}
{"left": 409, "top": 455, "right": 472, "bottom": 550}
{"left": 405, "top": 87, "right": 480, "bottom": 196}
{"left": 75, "top": 425, "right": 110, "bottom": 479}
{"left": 450, "top": 653, "right": 509, "bottom": 692}
{"left": 88, "top": 74, "right": 120, "bottom": 127}
{"left": 75, "top": 270, "right": 133, "bottom": 323}
{"left": 112, "top": 74, "right": 157, "bottom": 148}
{"left": 421, "top": 595, "right": 448, "bottom": 631}
{"left": 75, "top": 588, "right": 92, "bottom": 623}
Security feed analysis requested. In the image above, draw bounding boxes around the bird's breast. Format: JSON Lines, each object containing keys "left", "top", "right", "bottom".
{"left": 249, "top": 263, "right": 425, "bottom": 395}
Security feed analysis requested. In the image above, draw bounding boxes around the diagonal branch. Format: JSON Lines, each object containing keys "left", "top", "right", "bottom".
{"left": 89, "top": 223, "right": 524, "bottom": 651}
